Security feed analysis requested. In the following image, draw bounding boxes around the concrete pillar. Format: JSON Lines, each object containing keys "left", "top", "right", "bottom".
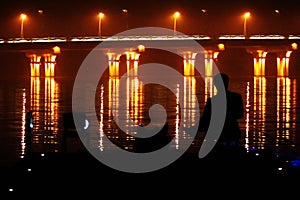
{"left": 277, "top": 51, "right": 292, "bottom": 77}
{"left": 124, "top": 51, "right": 140, "bottom": 76}
{"left": 44, "top": 54, "right": 57, "bottom": 77}
{"left": 107, "top": 52, "right": 122, "bottom": 76}
{"left": 182, "top": 51, "right": 197, "bottom": 76}
{"left": 27, "top": 54, "right": 42, "bottom": 77}
{"left": 253, "top": 50, "right": 268, "bottom": 76}
{"left": 204, "top": 50, "right": 219, "bottom": 77}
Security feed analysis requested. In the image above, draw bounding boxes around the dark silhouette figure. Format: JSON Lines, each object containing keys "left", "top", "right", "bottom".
{"left": 133, "top": 122, "right": 172, "bottom": 153}
{"left": 199, "top": 73, "right": 245, "bottom": 158}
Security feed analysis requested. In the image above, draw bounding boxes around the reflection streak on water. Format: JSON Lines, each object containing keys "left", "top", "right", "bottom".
{"left": 13, "top": 73, "right": 299, "bottom": 158}
{"left": 253, "top": 76, "right": 266, "bottom": 149}
{"left": 29, "top": 76, "right": 60, "bottom": 153}
{"left": 276, "top": 77, "right": 297, "bottom": 148}
{"left": 20, "top": 90, "right": 26, "bottom": 158}
{"left": 98, "top": 84, "right": 104, "bottom": 151}
{"left": 245, "top": 82, "right": 250, "bottom": 152}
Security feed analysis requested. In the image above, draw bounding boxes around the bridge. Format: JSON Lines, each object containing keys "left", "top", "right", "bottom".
{"left": 0, "top": 34, "right": 299, "bottom": 77}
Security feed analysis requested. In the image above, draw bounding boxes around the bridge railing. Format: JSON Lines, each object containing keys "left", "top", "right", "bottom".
{"left": 0, "top": 34, "right": 299, "bottom": 44}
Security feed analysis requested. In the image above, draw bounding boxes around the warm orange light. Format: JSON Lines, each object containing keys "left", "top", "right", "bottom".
{"left": 53, "top": 46, "right": 61, "bottom": 54}
{"left": 218, "top": 43, "right": 225, "bottom": 51}
{"left": 20, "top": 13, "right": 27, "bottom": 20}
{"left": 291, "top": 43, "right": 298, "bottom": 50}
{"left": 174, "top": 11, "right": 180, "bottom": 18}
{"left": 244, "top": 12, "right": 250, "bottom": 19}
{"left": 137, "top": 45, "right": 145, "bottom": 52}
{"left": 98, "top": 12, "right": 104, "bottom": 19}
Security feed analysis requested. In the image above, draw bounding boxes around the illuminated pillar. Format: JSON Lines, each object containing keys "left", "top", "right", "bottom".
{"left": 277, "top": 51, "right": 292, "bottom": 77}
{"left": 204, "top": 50, "right": 219, "bottom": 77}
{"left": 182, "top": 51, "right": 197, "bottom": 76}
{"left": 107, "top": 52, "right": 122, "bottom": 76}
{"left": 124, "top": 51, "right": 140, "bottom": 76}
{"left": 27, "top": 54, "right": 42, "bottom": 77}
{"left": 44, "top": 54, "right": 57, "bottom": 77}
{"left": 253, "top": 50, "right": 268, "bottom": 76}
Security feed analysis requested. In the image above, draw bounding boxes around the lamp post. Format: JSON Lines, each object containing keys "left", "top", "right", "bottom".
{"left": 173, "top": 11, "right": 180, "bottom": 36}
{"left": 20, "top": 13, "right": 27, "bottom": 39}
{"left": 243, "top": 12, "right": 250, "bottom": 39}
{"left": 122, "top": 9, "right": 128, "bottom": 30}
{"left": 98, "top": 12, "right": 104, "bottom": 37}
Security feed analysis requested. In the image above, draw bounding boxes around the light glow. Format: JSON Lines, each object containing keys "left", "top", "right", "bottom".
{"left": 174, "top": 11, "right": 180, "bottom": 18}
{"left": 20, "top": 13, "right": 27, "bottom": 20}
{"left": 244, "top": 12, "right": 250, "bottom": 19}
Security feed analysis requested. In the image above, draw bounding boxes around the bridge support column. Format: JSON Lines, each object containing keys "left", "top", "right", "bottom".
{"left": 44, "top": 54, "right": 57, "bottom": 77}
{"left": 125, "top": 51, "right": 140, "bottom": 76}
{"left": 253, "top": 50, "right": 268, "bottom": 76}
{"left": 26, "top": 46, "right": 60, "bottom": 77}
{"left": 27, "top": 54, "right": 42, "bottom": 77}
{"left": 204, "top": 50, "right": 219, "bottom": 77}
{"left": 182, "top": 52, "right": 197, "bottom": 76}
{"left": 277, "top": 51, "right": 292, "bottom": 77}
{"left": 107, "top": 52, "right": 122, "bottom": 76}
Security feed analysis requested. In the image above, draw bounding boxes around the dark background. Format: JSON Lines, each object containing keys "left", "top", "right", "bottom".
{"left": 0, "top": 0, "right": 299, "bottom": 38}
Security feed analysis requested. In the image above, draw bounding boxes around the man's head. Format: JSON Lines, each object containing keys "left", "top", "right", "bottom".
{"left": 213, "top": 73, "right": 229, "bottom": 91}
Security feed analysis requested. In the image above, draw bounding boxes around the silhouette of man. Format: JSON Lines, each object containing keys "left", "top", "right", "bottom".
{"left": 133, "top": 122, "right": 172, "bottom": 153}
{"left": 199, "top": 73, "right": 244, "bottom": 156}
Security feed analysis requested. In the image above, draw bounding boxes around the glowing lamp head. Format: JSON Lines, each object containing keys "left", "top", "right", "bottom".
{"left": 137, "top": 45, "right": 145, "bottom": 52}
{"left": 244, "top": 12, "right": 250, "bottom": 19}
{"left": 20, "top": 13, "right": 27, "bottom": 20}
{"left": 98, "top": 12, "right": 104, "bottom": 19}
{"left": 53, "top": 46, "right": 61, "bottom": 54}
{"left": 218, "top": 43, "right": 225, "bottom": 51}
{"left": 174, "top": 11, "right": 180, "bottom": 18}
{"left": 292, "top": 43, "right": 298, "bottom": 50}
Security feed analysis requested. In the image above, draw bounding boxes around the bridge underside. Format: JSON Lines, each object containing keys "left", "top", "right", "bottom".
{"left": 0, "top": 38, "right": 296, "bottom": 77}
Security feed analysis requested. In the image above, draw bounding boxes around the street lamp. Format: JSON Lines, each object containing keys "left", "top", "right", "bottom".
{"left": 20, "top": 13, "right": 27, "bottom": 38}
{"left": 98, "top": 12, "right": 104, "bottom": 37}
{"left": 173, "top": 11, "right": 180, "bottom": 36}
{"left": 243, "top": 12, "right": 251, "bottom": 38}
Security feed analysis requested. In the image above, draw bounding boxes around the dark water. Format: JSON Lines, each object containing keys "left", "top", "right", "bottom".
{"left": 1, "top": 70, "right": 300, "bottom": 168}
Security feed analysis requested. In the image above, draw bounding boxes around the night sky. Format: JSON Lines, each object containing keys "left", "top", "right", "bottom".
{"left": 0, "top": 0, "right": 300, "bottom": 38}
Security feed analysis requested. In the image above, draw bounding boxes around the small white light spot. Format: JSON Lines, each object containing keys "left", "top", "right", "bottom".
{"left": 27, "top": 168, "right": 31, "bottom": 172}
{"left": 41, "top": 153, "right": 45, "bottom": 157}
{"left": 278, "top": 167, "right": 283, "bottom": 171}
{"left": 255, "top": 153, "right": 259, "bottom": 156}
{"left": 84, "top": 119, "right": 89, "bottom": 130}
{"left": 9, "top": 188, "right": 13, "bottom": 192}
